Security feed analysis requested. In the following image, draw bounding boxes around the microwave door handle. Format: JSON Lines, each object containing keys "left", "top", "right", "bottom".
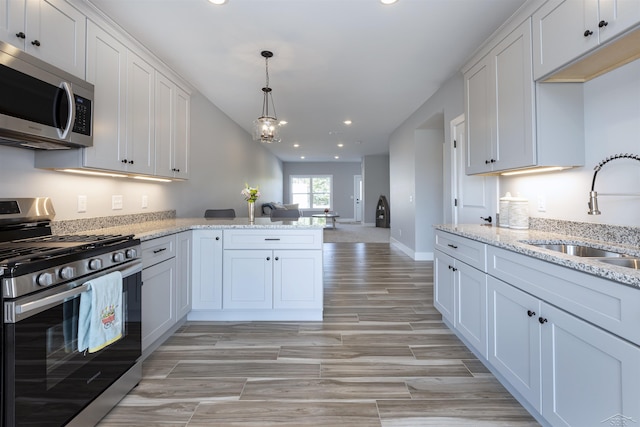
{"left": 58, "top": 82, "right": 76, "bottom": 139}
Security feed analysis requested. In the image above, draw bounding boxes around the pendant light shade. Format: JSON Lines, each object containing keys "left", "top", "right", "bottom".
{"left": 253, "top": 50, "right": 281, "bottom": 143}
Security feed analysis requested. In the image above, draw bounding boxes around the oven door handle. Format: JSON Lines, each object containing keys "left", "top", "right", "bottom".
{"left": 15, "top": 284, "right": 89, "bottom": 316}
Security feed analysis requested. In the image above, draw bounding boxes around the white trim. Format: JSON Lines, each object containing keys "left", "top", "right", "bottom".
{"left": 390, "top": 237, "right": 433, "bottom": 261}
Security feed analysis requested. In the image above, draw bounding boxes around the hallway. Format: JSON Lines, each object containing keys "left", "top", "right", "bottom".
{"left": 98, "top": 243, "right": 539, "bottom": 426}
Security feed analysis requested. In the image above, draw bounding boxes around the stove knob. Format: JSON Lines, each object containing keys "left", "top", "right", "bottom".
{"left": 88, "top": 258, "right": 103, "bottom": 270}
{"left": 36, "top": 272, "right": 54, "bottom": 287}
{"left": 59, "top": 266, "right": 75, "bottom": 280}
{"left": 112, "top": 252, "right": 125, "bottom": 263}
{"left": 125, "top": 248, "right": 138, "bottom": 259}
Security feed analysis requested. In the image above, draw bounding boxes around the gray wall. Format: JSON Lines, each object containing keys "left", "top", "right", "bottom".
{"left": 282, "top": 162, "right": 362, "bottom": 220}
{"left": 0, "top": 90, "right": 283, "bottom": 220}
{"left": 362, "top": 154, "right": 390, "bottom": 224}
{"left": 389, "top": 72, "right": 463, "bottom": 259}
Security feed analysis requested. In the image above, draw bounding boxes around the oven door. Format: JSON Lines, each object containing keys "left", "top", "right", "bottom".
{"left": 3, "top": 262, "right": 141, "bottom": 427}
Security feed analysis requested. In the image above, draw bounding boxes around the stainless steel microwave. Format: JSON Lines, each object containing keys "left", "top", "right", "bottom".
{"left": 0, "top": 41, "right": 93, "bottom": 150}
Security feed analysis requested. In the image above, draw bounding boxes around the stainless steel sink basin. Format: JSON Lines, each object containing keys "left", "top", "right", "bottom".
{"left": 595, "top": 258, "right": 640, "bottom": 269}
{"left": 528, "top": 243, "right": 627, "bottom": 258}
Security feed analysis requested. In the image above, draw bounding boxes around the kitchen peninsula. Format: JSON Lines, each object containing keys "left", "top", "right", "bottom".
{"left": 60, "top": 215, "right": 325, "bottom": 356}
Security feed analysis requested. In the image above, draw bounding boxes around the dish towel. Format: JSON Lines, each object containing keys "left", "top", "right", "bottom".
{"left": 77, "top": 271, "right": 124, "bottom": 353}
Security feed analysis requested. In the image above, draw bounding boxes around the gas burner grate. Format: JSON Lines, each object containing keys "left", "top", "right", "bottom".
{"left": 0, "top": 246, "right": 64, "bottom": 262}
{"left": 18, "top": 234, "right": 124, "bottom": 243}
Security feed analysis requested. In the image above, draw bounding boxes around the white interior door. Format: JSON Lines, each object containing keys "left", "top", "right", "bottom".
{"left": 354, "top": 175, "right": 362, "bottom": 222}
{"left": 451, "top": 115, "right": 497, "bottom": 225}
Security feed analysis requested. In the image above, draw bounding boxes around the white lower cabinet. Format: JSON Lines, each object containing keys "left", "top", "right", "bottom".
{"left": 189, "top": 228, "right": 323, "bottom": 321}
{"left": 190, "top": 230, "right": 223, "bottom": 312}
{"left": 540, "top": 302, "right": 640, "bottom": 427}
{"left": 141, "top": 233, "right": 190, "bottom": 355}
{"left": 488, "top": 276, "right": 542, "bottom": 412}
{"left": 436, "top": 230, "right": 640, "bottom": 427}
{"left": 175, "top": 231, "right": 192, "bottom": 320}
{"left": 141, "top": 254, "right": 175, "bottom": 352}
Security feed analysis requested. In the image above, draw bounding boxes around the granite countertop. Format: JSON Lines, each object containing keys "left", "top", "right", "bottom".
{"left": 85, "top": 217, "right": 325, "bottom": 241}
{"left": 435, "top": 224, "right": 640, "bottom": 288}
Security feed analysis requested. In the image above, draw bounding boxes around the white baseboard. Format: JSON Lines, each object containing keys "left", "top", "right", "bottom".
{"left": 390, "top": 237, "right": 433, "bottom": 261}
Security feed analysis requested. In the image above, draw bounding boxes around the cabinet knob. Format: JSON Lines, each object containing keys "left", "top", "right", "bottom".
{"left": 266, "top": 256, "right": 271, "bottom": 261}
{"left": 15, "top": 31, "right": 26, "bottom": 39}
{"left": 215, "top": 236, "right": 220, "bottom": 240}
{"left": 485, "top": 160, "right": 491, "bottom": 164}
{"left": 129, "top": 160, "right": 134, "bottom": 164}
{"left": 527, "top": 310, "right": 536, "bottom": 317}
{"left": 121, "top": 159, "right": 128, "bottom": 163}
{"left": 451, "top": 267, "right": 458, "bottom": 272}
{"left": 490, "top": 158, "right": 496, "bottom": 163}
{"left": 31, "top": 39, "right": 40, "bottom": 47}
{"left": 584, "top": 29, "right": 594, "bottom": 37}
{"left": 598, "top": 20, "right": 608, "bottom": 28}
{"left": 538, "top": 317, "right": 548, "bottom": 324}
{"left": 275, "top": 256, "right": 279, "bottom": 261}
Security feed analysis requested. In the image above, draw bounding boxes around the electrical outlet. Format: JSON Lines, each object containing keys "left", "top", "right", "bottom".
{"left": 537, "top": 195, "right": 546, "bottom": 212}
{"left": 112, "top": 195, "right": 123, "bottom": 210}
{"left": 77, "top": 195, "right": 87, "bottom": 213}
{"left": 142, "top": 195, "right": 148, "bottom": 209}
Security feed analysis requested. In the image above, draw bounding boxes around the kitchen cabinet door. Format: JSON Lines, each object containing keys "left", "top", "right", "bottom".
{"left": 1, "top": 0, "right": 85, "bottom": 78}
{"left": 464, "top": 54, "right": 495, "bottom": 174}
{"left": 175, "top": 231, "right": 192, "bottom": 320}
{"left": 25, "top": 0, "right": 85, "bottom": 78}
{"left": 598, "top": 0, "right": 640, "bottom": 44}
{"left": 84, "top": 20, "right": 127, "bottom": 172}
{"left": 488, "top": 276, "right": 541, "bottom": 412}
{"left": 455, "top": 260, "right": 487, "bottom": 358}
{"left": 540, "top": 302, "right": 640, "bottom": 427}
{"left": 126, "top": 51, "right": 155, "bottom": 175}
{"left": 434, "top": 250, "right": 455, "bottom": 324}
{"left": 273, "top": 250, "right": 322, "bottom": 310}
{"left": 141, "top": 257, "right": 176, "bottom": 352}
{"left": 532, "top": 0, "right": 596, "bottom": 80}
{"left": 155, "top": 72, "right": 190, "bottom": 179}
{"left": 223, "top": 249, "right": 273, "bottom": 309}
{"left": 191, "top": 230, "right": 223, "bottom": 311}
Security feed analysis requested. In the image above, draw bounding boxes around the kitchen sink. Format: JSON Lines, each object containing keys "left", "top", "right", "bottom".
{"left": 595, "top": 258, "right": 640, "bottom": 269}
{"left": 527, "top": 243, "right": 627, "bottom": 258}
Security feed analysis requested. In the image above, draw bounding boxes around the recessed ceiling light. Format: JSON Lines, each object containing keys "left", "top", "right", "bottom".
{"left": 278, "top": 120, "right": 287, "bottom": 126}
{"left": 300, "top": 156, "right": 305, "bottom": 159}
{"left": 337, "top": 143, "right": 344, "bottom": 148}
{"left": 208, "top": 0, "right": 227, "bottom": 4}
{"left": 343, "top": 120, "right": 352, "bottom": 125}
{"left": 293, "top": 143, "right": 300, "bottom": 148}
{"left": 380, "top": 0, "right": 398, "bottom": 4}
{"left": 334, "top": 156, "right": 340, "bottom": 159}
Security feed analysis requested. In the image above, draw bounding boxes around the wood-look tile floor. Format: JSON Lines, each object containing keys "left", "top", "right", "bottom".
{"left": 98, "top": 243, "right": 540, "bottom": 427}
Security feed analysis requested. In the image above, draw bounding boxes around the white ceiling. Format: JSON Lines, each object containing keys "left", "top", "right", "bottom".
{"left": 87, "top": 0, "right": 527, "bottom": 162}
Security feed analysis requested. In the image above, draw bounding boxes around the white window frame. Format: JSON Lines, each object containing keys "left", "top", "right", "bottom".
{"left": 290, "top": 175, "right": 333, "bottom": 211}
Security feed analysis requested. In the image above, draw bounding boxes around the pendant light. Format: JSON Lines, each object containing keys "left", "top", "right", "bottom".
{"left": 253, "top": 50, "right": 281, "bottom": 143}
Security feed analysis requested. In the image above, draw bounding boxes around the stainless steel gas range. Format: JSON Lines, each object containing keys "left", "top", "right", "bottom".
{"left": 1, "top": 198, "right": 142, "bottom": 427}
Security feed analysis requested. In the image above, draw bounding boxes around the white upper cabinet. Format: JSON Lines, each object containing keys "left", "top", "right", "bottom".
{"left": 533, "top": 0, "right": 640, "bottom": 80}
{"left": 465, "top": 19, "right": 535, "bottom": 174}
{"left": 0, "top": 0, "right": 85, "bottom": 78}
{"left": 155, "top": 72, "right": 190, "bottom": 179}
{"left": 126, "top": 51, "right": 155, "bottom": 175}
{"left": 83, "top": 19, "right": 126, "bottom": 171}
{"left": 464, "top": 17, "right": 584, "bottom": 175}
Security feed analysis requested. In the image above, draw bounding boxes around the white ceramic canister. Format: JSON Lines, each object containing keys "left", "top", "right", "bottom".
{"left": 508, "top": 196, "right": 529, "bottom": 229}
{"left": 498, "top": 192, "right": 512, "bottom": 228}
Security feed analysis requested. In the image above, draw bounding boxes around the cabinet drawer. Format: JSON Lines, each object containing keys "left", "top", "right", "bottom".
{"left": 435, "top": 231, "right": 486, "bottom": 271}
{"left": 223, "top": 229, "right": 322, "bottom": 250}
{"left": 142, "top": 234, "right": 176, "bottom": 269}
{"left": 487, "top": 245, "right": 640, "bottom": 345}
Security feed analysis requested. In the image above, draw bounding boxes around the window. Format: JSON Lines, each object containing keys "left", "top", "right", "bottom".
{"left": 290, "top": 175, "right": 332, "bottom": 209}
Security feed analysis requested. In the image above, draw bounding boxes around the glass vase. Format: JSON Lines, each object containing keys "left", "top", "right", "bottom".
{"left": 248, "top": 201, "right": 255, "bottom": 223}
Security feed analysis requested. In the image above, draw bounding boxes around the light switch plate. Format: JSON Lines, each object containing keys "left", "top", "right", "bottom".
{"left": 112, "top": 195, "right": 123, "bottom": 210}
